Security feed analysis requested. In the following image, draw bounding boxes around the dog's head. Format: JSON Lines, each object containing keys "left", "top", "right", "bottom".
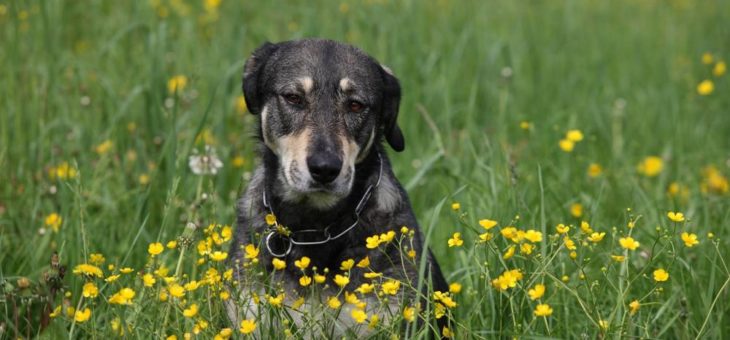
{"left": 242, "top": 39, "right": 403, "bottom": 209}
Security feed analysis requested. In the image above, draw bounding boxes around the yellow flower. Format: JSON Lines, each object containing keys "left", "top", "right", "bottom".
{"left": 451, "top": 202, "right": 460, "bottom": 211}
{"left": 587, "top": 163, "right": 603, "bottom": 178}
{"left": 44, "top": 213, "right": 63, "bottom": 232}
{"left": 681, "top": 232, "right": 699, "bottom": 247}
{"left": 292, "top": 296, "right": 305, "bottom": 309}
{"left": 314, "top": 274, "right": 326, "bottom": 284}
{"left": 120, "top": 267, "right": 134, "bottom": 274}
{"left": 168, "top": 284, "right": 185, "bottom": 298}
{"left": 148, "top": 242, "right": 164, "bottom": 256}
{"left": 340, "top": 259, "right": 355, "bottom": 271}
{"left": 183, "top": 304, "right": 199, "bottom": 318}
{"left": 359, "top": 270, "right": 381, "bottom": 279}
{"left": 667, "top": 211, "right": 685, "bottom": 222}
{"left": 407, "top": 249, "right": 417, "bottom": 258}
{"left": 380, "top": 230, "right": 396, "bottom": 243}
{"left": 697, "top": 79, "right": 714, "bottom": 95}
{"left": 566, "top": 129, "right": 584, "bottom": 142}
{"left": 701, "top": 165, "right": 729, "bottom": 194}
{"left": 327, "top": 296, "right": 341, "bottom": 309}
{"left": 235, "top": 95, "right": 248, "bottom": 113}
{"left": 351, "top": 309, "right": 368, "bottom": 323}
{"left": 381, "top": 280, "right": 401, "bottom": 295}
{"left": 184, "top": 281, "right": 200, "bottom": 291}
{"left": 49, "top": 161, "right": 78, "bottom": 180}
{"left": 534, "top": 303, "right": 553, "bottom": 317}
{"left": 587, "top": 232, "right": 606, "bottom": 243}
{"left": 356, "top": 283, "right": 375, "bottom": 294}
{"left": 500, "top": 227, "right": 519, "bottom": 240}
{"left": 272, "top": 258, "right": 286, "bottom": 270}
{"left": 611, "top": 254, "right": 626, "bottom": 262}
{"left": 702, "top": 52, "right": 714, "bottom": 64}
{"left": 491, "top": 269, "right": 523, "bottom": 291}
{"left": 599, "top": 319, "right": 610, "bottom": 330}
{"left": 563, "top": 237, "right": 577, "bottom": 250}
{"left": 239, "top": 319, "right": 256, "bottom": 334}
{"left": 356, "top": 257, "right": 370, "bottom": 268}
{"left": 267, "top": 293, "right": 284, "bottom": 307}
{"left": 619, "top": 236, "right": 640, "bottom": 250}
{"left": 433, "top": 291, "right": 458, "bottom": 308}
{"left": 449, "top": 282, "right": 462, "bottom": 294}
{"left": 478, "top": 232, "right": 493, "bottom": 242}
{"left": 479, "top": 219, "right": 498, "bottom": 230}
{"left": 294, "top": 256, "right": 311, "bottom": 270}
{"left": 503, "top": 245, "right": 516, "bottom": 259}
{"left": 524, "top": 230, "right": 543, "bottom": 243}
{"left": 89, "top": 253, "right": 105, "bottom": 265}
{"left": 556, "top": 224, "right": 570, "bottom": 234}
{"left": 443, "top": 326, "right": 454, "bottom": 338}
{"left": 528, "top": 284, "right": 545, "bottom": 300}
{"left": 366, "top": 235, "right": 380, "bottom": 249}
{"left": 714, "top": 61, "right": 727, "bottom": 77}
{"left": 403, "top": 306, "right": 416, "bottom": 322}
{"left": 448, "top": 232, "right": 464, "bottom": 247}
{"left": 580, "top": 221, "right": 593, "bottom": 234}
{"left": 570, "top": 203, "right": 583, "bottom": 218}
{"left": 109, "top": 288, "right": 136, "bottom": 305}
{"left": 143, "top": 273, "right": 156, "bottom": 287}
{"left": 334, "top": 274, "right": 350, "bottom": 288}
{"left": 219, "top": 290, "right": 230, "bottom": 300}
{"left": 299, "top": 275, "right": 312, "bottom": 287}
{"left": 209, "top": 251, "right": 228, "bottom": 262}
{"left": 244, "top": 244, "right": 259, "bottom": 260}
{"left": 105, "top": 274, "right": 120, "bottom": 283}
{"left": 72, "top": 264, "right": 104, "bottom": 278}
{"left": 167, "top": 75, "right": 188, "bottom": 93}
{"left": 49, "top": 305, "right": 62, "bottom": 318}
{"left": 653, "top": 268, "right": 669, "bottom": 282}
{"left": 74, "top": 308, "right": 92, "bottom": 323}
{"left": 95, "top": 140, "right": 113, "bottom": 155}
{"left": 629, "top": 300, "right": 640, "bottom": 315}
{"left": 559, "top": 138, "right": 575, "bottom": 152}
{"left": 637, "top": 156, "right": 663, "bottom": 177}
{"left": 265, "top": 214, "right": 276, "bottom": 225}
{"left": 82, "top": 282, "right": 99, "bottom": 298}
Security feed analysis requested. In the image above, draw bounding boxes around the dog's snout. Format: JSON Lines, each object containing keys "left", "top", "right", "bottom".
{"left": 307, "top": 153, "right": 342, "bottom": 184}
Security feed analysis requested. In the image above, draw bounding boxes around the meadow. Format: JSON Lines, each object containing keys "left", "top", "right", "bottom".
{"left": 1, "top": 0, "right": 730, "bottom": 338}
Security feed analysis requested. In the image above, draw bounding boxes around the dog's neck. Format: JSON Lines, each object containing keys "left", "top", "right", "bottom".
{"left": 260, "top": 147, "right": 382, "bottom": 232}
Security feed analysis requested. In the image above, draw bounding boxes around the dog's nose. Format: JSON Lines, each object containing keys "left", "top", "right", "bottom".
{"left": 307, "top": 153, "right": 342, "bottom": 184}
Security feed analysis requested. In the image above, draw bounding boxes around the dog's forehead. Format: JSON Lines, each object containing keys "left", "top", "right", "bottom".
{"left": 270, "top": 40, "right": 382, "bottom": 89}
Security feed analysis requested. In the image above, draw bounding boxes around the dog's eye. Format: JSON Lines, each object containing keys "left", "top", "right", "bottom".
{"left": 348, "top": 100, "right": 365, "bottom": 113}
{"left": 283, "top": 94, "right": 304, "bottom": 106}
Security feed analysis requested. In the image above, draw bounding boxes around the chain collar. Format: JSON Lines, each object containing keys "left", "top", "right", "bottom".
{"left": 263, "top": 152, "right": 383, "bottom": 257}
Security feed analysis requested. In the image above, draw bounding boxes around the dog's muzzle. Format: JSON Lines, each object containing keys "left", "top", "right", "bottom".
{"left": 306, "top": 153, "right": 342, "bottom": 184}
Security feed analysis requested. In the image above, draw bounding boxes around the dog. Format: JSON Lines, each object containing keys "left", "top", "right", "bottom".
{"left": 227, "top": 39, "right": 449, "bottom": 337}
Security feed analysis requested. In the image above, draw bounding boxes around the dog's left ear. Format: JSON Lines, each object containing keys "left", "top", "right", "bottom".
{"left": 242, "top": 42, "right": 279, "bottom": 115}
{"left": 380, "top": 65, "right": 405, "bottom": 152}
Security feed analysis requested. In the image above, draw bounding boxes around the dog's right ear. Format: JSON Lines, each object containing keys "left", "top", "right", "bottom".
{"left": 242, "top": 42, "right": 279, "bottom": 115}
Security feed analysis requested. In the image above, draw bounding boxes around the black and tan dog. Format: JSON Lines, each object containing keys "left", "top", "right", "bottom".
{"left": 227, "top": 39, "right": 448, "bottom": 336}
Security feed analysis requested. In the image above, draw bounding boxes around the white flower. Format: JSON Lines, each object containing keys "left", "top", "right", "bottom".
{"left": 188, "top": 145, "right": 223, "bottom": 175}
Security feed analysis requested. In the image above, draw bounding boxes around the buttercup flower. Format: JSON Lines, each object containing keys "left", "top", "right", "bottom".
{"left": 637, "top": 156, "right": 663, "bottom": 177}
{"left": 381, "top": 280, "right": 401, "bottom": 295}
{"left": 503, "top": 245, "right": 516, "bottom": 259}
{"left": 479, "top": 219, "right": 498, "bottom": 230}
{"left": 82, "top": 282, "right": 99, "bottom": 298}
{"left": 167, "top": 75, "right": 188, "bottom": 93}
{"left": 44, "top": 213, "right": 63, "bottom": 232}
{"left": 239, "top": 319, "right": 256, "bottom": 334}
{"left": 334, "top": 274, "right": 350, "bottom": 287}
{"left": 681, "top": 232, "right": 699, "bottom": 247}
{"left": 449, "top": 282, "right": 462, "bottom": 294}
{"left": 74, "top": 308, "right": 91, "bottom": 323}
{"left": 73, "top": 264, "right": 104, "bottom": 278}
{"left": 148, "top": 242, "right": 164, "bottom": 256}
{"left": 351, "top": 309, "right": 367, "bottom": 323}
{"left": 653, "top": 268, "right": 669, "bottom": 282}
{"left": 534, "top": 303, "right": 553, "bottom": 317}
{"left": 528, "top": 284, "right": 545, "bottom": 300}
{"left": 183, "top": 304, "right": 199, "bottom": 318}
{"left": 713, "top": 61, "right": 726, "bottom": 77}
{"left": 619, "top": 237, "right": 640, "bottom": 250}
{"left": 629, "top": 300, "right": 640, "bottom": 315}
{"left": 294, "top": 256, "right": 311, "bottom": 270}
{"left": 588, "top": 232, "right": 606, "bottom": 243}
{"left": 697, "top": 80, "right": 714, "bottom": 95}
{"left": 570, "top": 203, "right": 583, "bottom": 218}
{"left": 587, "top": 163, "right": 603, "bottom": 178}
{"left": 272, "top": 258, "right": 286, "bottom": 270}
{"left": 667, "top": 211, "right": 685, "bottom": 222}
{"left": 448, "top": 232, "right": 464, "bottom": 247}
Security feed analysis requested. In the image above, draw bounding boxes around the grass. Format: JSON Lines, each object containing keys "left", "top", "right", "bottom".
{"left": 1, "top": 0, "right": 730, "bottom": 338}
